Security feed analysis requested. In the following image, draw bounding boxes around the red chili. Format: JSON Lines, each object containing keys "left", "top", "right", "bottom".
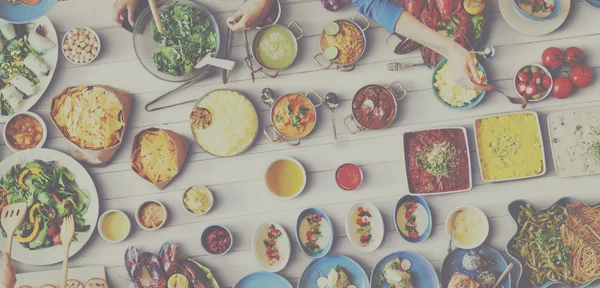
{"left": 336, "top": 164, "right": 363, "bottom": 191}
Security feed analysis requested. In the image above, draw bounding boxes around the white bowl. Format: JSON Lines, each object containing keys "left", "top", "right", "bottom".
{"left": 181, "top": 185, "right": 214, "bottom": 216}
{"left": 345, "top": 201, "right": 384, "bottom": 252}
{"left": 201, "top": 224, "right": 233, "bottom": 256}
{"left": 61, "top": 26, "right": 101, "bottom": 65}
{"left": 514, "top": 63, "right": 553, "bottom": 102}
{"left": 98, "top": 209, "right": 131, "bottom": 243}
{"left": 135, "top": 200, "right": 168, "bottom": 231}
{"left": 445, "top": 206, "right": 489, "bottom": 249}
{"left": 264, "top": 157, "right": 307, "bottom": 200}
{"left": 251, "top": 222, "right": 291, "bottom": 272}
{"left": 3, "top": 111, "right": 47, "bottom": 152}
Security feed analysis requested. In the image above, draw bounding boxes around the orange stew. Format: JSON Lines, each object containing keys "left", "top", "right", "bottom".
{"left": 272, "top": 94, "right": 316, "bottom": 139}
{"left": 352, "top": 85, "right": 397, "bottom": 130}
{"left": 5, "top": 115, "right": 43, "bottom": 151}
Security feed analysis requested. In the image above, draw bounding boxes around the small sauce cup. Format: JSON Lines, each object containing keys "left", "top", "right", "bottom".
{"left": 98, "top": 209, "right": 131, "bottom": 243}
{"left": 135, "top": 200, "right": 168, "bottom": 231}
{"left": 201, "top": 224, "right": 233, "bottom": 256}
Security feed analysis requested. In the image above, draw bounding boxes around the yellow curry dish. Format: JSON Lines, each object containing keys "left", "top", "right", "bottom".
{"left": 271, "top": 94, "right": 316, "bottom": 139}
{"left": 320, "top": 20, "right": 365, "bottom": 65}
{"left": 475, "top": 112, "right": 545, "bottom": 181}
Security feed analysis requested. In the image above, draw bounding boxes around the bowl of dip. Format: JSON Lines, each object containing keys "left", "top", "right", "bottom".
{"left": 247, "top": 22, "right": 304, "bottom": 78}
{"left": 182, "top": 185, "right": 213, "bottom": 216}
{"left": 135, "top": 200, "right": 168, "bottom": 231}
{"left": 98, "top": 210, "right": 131, "bottom": 243}
{"left": 514, "top": 0, "right": 561, "bottom": 21}
{"left": 265, "top": 157, "right": 306, "bottom": 199}
{"left": 446, "top": 206, "right": 489, "bottom": 249}
{"left": 201, "top": 224, "right": 233, "bottom": 256}
{"left": 335, "top": 163, "right": 363, "bottom": 191}
{"left": 4, "top": 111, "right": 47, "bottom": 152}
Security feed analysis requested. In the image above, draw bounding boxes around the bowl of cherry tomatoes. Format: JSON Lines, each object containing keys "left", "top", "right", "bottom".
{"left": 514, "top": 64, "right": 553, "bottom": 102}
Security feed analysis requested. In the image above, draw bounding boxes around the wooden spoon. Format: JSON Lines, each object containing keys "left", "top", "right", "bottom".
{"left": 60, "top": 215, "right": 75, "bottom": 288}
{"left": 0, "top": 202, "right": 27, "bottom": 261}
{"left": 195, "top": 52, "right": 236, "bottom": 71}
{"left": 148, "top": 0, "right": 163, "bottom": 34}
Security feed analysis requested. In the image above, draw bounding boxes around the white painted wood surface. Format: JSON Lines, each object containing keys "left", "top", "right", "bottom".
{"left": 7, "top": 0, "right": 600, "bottom": 287}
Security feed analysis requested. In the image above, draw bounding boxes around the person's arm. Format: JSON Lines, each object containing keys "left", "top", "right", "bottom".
{"left": 114, "top": 0, "right": 139, "bottom": 27}
{"left": 226, "top": 0, "right": 273, "bottom": 31}
{"left": 353, "top": 0, "right": 490, "bottom": 91}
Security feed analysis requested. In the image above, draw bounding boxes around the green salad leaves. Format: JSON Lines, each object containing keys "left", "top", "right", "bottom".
{"left": 152, "top": 3, "right": 217, "bottom": 76}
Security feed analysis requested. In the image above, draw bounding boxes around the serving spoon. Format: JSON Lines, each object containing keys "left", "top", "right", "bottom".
{"left": 325, "top": 93, "right": 339, "bottom": 147}
{"left": 470, "top": 44, "right": 496, "bottom": 60}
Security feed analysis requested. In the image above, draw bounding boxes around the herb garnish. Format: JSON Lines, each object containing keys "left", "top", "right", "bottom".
{"left": 415, "top": 142, "right": 457, "bottom": 179}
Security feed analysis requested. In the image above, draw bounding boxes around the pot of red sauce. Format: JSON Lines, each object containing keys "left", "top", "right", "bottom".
{"left": 336, "top": 163, "right": 363, "bottom": 191}
{"left": 344, "top": 82, "right": 407, "bottom": 134}
{"left": 261, "top": 87, "right": 324, "bottom": 146}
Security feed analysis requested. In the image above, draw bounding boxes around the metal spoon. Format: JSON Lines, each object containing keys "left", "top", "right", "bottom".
{"left": 325, "top": 92, "right": 339, "bottom": 147}
{"left": 471, "top": 44, "right": 496, "bottom": 60}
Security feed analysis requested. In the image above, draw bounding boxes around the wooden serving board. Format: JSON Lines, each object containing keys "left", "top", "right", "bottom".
{"left": 15, "top": 265, "right": 106, "bottom": 288}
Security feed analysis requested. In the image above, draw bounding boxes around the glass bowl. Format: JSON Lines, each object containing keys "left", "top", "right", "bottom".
{"left": 132, "top": 0, "right": 221, "bottom": 82}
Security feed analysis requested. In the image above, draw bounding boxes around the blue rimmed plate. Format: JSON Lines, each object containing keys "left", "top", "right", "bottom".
{"left": 296, "top": 208, "right": 333, "bottom": 258}
{"left": 506, "top": 197, "right": 600, "bottom": 288}
{"left": 394, "top": 195, "right": 432, "bottom": 243}
{"left": 431, "top": 58, "right": 487, "bottom": 110}
{"left": 298, "top": 254, "right": 369, "bottom": 288}
{"left": 513, "top": 0, "right": 561, "bottom": 20}
{"left": 441, "top": 246, "right": 510, "bottom": 288}
{"left": 0, "top": 0, "right": 57, "bottom": 23}
{"left": 233, "top": 272, "right": 292, "bottom": 288}
{"left": 370, "top": 251, "right": 439, "bottom": 288}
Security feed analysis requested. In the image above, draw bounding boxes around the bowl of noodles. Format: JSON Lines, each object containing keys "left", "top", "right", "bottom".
{"left": 506, "top": 197, "right": 600, "bottom": 288}
{"left": 0, "top": 0, "right": 57, "bottom": 23}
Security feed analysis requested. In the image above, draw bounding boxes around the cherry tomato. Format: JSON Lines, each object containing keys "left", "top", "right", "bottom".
{"left": 47, "top": 224, "right": 56, "bottom": 236}
{"left": 516, "top": 72, "right": 529, "bottom": 83}
{"left": 570, "top": 64, "right": 593, "bottom": 88}
{"left": 517, "top": 82, "right": 528, "bottom": 95}
{"left": 53, "top": 234, "right": 62, "bottom": 246}
{"left": 542, "top": 75, "right": 552, "bottom": 89}
{"left": 525, "top": 84, "right": 538, "bottom": 97}
{"left": 542, "top": 47, "right": 564, "bottom": 69}
{"left": 564, "top": 47, "right": 584, "bottom": 67}
{"left": 552, "top": 77, "right": 574, "bottom": 99}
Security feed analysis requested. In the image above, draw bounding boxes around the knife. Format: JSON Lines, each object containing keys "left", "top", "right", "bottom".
{"left": 243, "top": 30, "right": 255, "bottom": 83}
{"left": 222, "top": 28, "right": 233, "bottom": 84}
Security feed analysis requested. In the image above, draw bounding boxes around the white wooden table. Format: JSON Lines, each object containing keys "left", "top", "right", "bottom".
{"left": 8, "top": 0, "right": 600, "bottom": 286}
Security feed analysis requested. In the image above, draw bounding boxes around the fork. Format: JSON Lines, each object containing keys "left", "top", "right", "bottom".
{"left": 387, "top": 62, "right": 429, "bottom": 71}
{"left": 0, "top": 203, "right": 27, "bottom": 262}
{"left": 60, "top": 215, "right": 75, "bottom": 288}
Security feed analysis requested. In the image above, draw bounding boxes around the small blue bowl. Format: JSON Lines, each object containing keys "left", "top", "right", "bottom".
{"left": 394, "top": 195, "right": 432, "bottom": 243}
{"left": 506, "top": 197, "right": 600, "bottom": 288}
{"left": 0, "top": 0, "right": 57, "bottom": 23}
{"left": 296, "top": 208, "right": 333, "bottom": 258}
{"left": 513, "top": 0, "right": 561, "bottom": 21}
{"left": 432, "top": 58, "right": 487, "bottom": 110}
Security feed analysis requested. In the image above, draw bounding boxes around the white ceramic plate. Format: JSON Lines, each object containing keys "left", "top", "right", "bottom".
{"left": 0, "top": 16, "right": 59, "bottom": 123}
{"left": 0, "top": 149, "right": 99, "bottom": 265}
{"left": 251, "top": 222, "right": 291, "bottom": 272}
{"left": 474, "top": 111, "right": 546, "bottom": 183}
{"left": 16, "top": 265, "right": 105, "bottom": 287}
{"left": 499, "top": 0, "right": 571, "bottom": 36}
{"left": 345, "top": 202, "right": 383, "bottom": 253}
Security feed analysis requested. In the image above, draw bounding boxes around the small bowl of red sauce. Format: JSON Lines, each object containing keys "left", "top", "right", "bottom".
{"left": 201, "top": 224, "right": 233, "bottom": 256}
{"left": 336, "top": 163, "right": 363, "bottom": 191}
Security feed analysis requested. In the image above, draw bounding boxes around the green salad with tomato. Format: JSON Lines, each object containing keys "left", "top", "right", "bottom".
{"left": 0, "top": 160, "right": 90, "bottom": 250}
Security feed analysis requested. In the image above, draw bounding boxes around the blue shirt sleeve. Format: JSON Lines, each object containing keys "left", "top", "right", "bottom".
{"left": 352, "top": 0, "right": 406, "bottom": 34}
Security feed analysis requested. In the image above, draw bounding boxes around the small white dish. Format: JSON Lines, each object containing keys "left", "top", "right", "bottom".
{"left": 135, "top": 200, "right": 168, "bottom": 231}
{"left": 251, "top": 222, "right": 291, "bottom": 272}
{"left": 181, "top": 185, "right": 214, "bottom": 216}
{"left": 3, "top": 111, "right": 47, "bottom": 152}
{"left": 97, "top": 209, "right": 131, "bottom": 243}
{"left": 499, "top": 0, "right": 571, "bottom": 36}
{"left": 514, "top": 63, "right": 553, "bottom": 102}
{"left": 264, "top": 157, "right": 307, "bottom": 200}
{"left": 446, "top": 206, "right": 489, "bottom": 249}
{"left": 61, "top": 26, "right": 101, "bottom": 65}
{"left": 345, "top": 201, "right": 383, "bottom": 252}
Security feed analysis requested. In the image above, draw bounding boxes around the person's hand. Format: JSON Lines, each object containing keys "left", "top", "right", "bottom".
{"left": 446, "top": 43, "right": 492, "bottom": 91}
{"left": 114, "top": 0, "right": 139, "bottom": 27}
{"left": 226, "top": 0, "right": 273, "bottom": 31}
{"left": 0, "top": 253, "right": 16, "bottom": 288}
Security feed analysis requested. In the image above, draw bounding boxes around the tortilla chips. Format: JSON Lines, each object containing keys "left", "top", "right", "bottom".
{"left": 51, "top": 86, "right": 124, "bottom": 150}
{"left": 131, "top": 129, "right": 178, "bottom": 184}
